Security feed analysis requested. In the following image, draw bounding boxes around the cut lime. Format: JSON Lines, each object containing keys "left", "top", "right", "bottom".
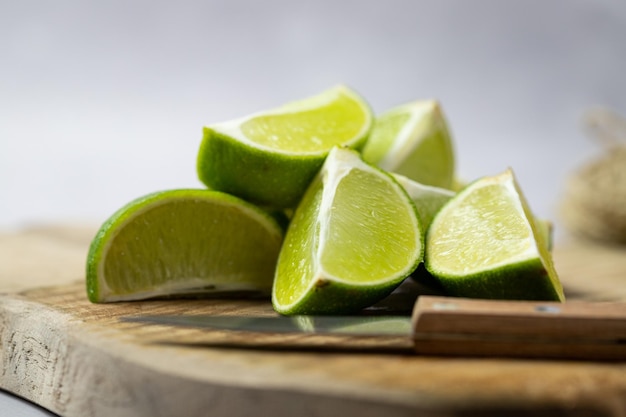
{"left": 425, "top": 169, "right": 564, "bottom": 301}
{"left": 197, "top": 85, "right": 373, "bottom": 208}
{"left": 362, "top": 100, "right": 455, "bottom": 189}
{"left": 86, "top": 189, "right": 284, "bottom": 302}
{"left": 393, "top": 173, "right": 455, "bottom": 232}
{"left": 272, "top": 147, "right": 423, "bottom": 315}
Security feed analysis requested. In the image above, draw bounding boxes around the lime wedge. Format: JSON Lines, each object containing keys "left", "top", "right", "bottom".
{"left": 86, "top": 190, "right": 284, "bottom": 302}
{"left": 362, "top": 100, "right": 455, "bottom": 189}
{"left": 272, "top": 147, "right": 423, "bottom": 315}
{"left": 425, "top": 169, "right": 564, "bottom": 301}
{"left": 197, "top": 85, "right": 373, "bottom": 208}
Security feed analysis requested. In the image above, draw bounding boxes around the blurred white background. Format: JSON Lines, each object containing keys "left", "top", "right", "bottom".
{"left": 1, "top": 0, "right": 626, "bottom": 238}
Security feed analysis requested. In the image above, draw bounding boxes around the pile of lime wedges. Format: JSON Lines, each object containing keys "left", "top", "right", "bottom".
{"left": 86, "top": 85, "right": 564, "bottom": 313}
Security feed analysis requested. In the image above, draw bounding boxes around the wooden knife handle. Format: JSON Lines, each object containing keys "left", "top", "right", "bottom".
{"left": 410, "top": 296, "right": 626, "bottom": 360}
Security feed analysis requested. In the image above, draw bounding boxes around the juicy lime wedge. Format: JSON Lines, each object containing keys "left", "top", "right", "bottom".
{"left": 197, "top": 85, "right": 373, "bottom": 208}
{"left": 86, "top": 189, "right": 284, "bottom": 302}
{"left": 362, "top": 100, "right": 455, "bottom": 189}
{"left": 425, "top": 169, "right": 564, "bottom": 301}
{"left": 272, "top": 147, "right": 423, "bottom": 315}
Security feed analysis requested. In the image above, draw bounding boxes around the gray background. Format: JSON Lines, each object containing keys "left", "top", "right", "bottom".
{"left": 1, "top": 0, "right": 625, "bottom": 414}
{"left": 2, "top": 0, "right": 626, "bottom": 233}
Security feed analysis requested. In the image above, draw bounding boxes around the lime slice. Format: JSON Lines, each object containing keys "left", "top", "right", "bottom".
{"left": 425, "top": 169, "right": 564, "bottom": 301}
{"left": 86, "top": 189, "right": 284, "bottom": 302}
{"left": 362, "top": 100, "right": 455, "bottom": 189}
{"left": 272, "top": 147, "right": 423, "bottom": 315}
{"left": 393, "top": 173, "right": 455, "bottom": 232}
{"left": 197, "top": 85, "right": 373, "bottom": 209}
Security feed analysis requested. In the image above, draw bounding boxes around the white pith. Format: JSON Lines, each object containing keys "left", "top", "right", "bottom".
{"left": 393, "top": 173, "right": 455, "bottom": 200}
{"left": 101, "top": 281, "right": 270, "bottom": 302}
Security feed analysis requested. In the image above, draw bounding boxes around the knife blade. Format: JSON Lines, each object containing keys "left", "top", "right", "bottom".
{"left": 121, "top": 295, "right": 626, "bottom": 360}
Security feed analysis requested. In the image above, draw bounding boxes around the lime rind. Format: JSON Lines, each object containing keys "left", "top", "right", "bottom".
{"left": 272, "top": 147, "right": 423, "bottom": 315}
{"left": 431, "top": 257, "right": 563, "bottom": 301}
{"left": 86, "top": 189, "right": 284, "bottom": 303}
{"left": 197, "top": 128, "right": 324, "bottom": 208}
{"left": 273, "top": 278, "right": 404, "bottom": 316}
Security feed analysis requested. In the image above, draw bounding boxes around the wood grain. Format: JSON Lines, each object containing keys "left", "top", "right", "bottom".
{"left": 411, "top": 296, "right": 626, "bottom": 360}
{"left": 1, "top": 225, "right": 626, "bottom": 417}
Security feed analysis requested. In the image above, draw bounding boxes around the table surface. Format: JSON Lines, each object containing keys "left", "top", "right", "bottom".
{"left": 1, "top": 225, "right": 625, "bottom": 417}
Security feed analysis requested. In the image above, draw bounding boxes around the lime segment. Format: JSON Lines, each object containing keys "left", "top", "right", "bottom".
{"left": 272, "top": 147, "right": 423, "bottom": 315}
{"left": 86, "top": 189, "right": 284, "bottom": 302}
{"left": 197, "top": 85, "right": 373, "bottom": 208}
{"left": 425, "top": 169, "right": 564, "bottom": 301}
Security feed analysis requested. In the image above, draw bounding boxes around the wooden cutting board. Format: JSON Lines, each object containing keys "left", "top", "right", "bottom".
{"left": 1, "top": 225, "right": 625, "bottom": 417}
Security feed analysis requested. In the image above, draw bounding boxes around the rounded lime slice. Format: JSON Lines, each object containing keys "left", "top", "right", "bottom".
{"left": 86, "top": 189, "right": 284, "bottom": 302}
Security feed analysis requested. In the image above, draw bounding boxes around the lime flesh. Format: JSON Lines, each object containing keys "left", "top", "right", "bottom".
{"left": 240, "top": 92, "right": 369, "bottom": 153}
{"left": 272, "top": 147, "right": 423, "bottom": 315}
{"left": 86, "top": 189, "right": 284, "bottom": 302}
